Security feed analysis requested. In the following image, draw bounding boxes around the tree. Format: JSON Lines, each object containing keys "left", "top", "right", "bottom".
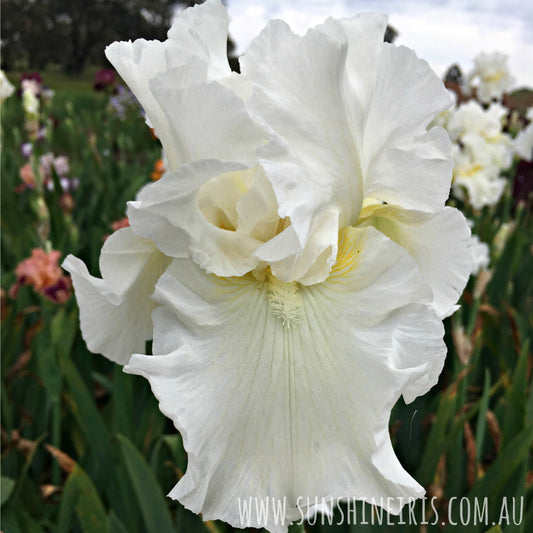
{"left": 1, "top": 0, "right": 195, "bottom": 74}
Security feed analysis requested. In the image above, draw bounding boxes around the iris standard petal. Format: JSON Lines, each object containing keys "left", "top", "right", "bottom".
{"left": 244, "top": 13, "right": 452, "bottom": 255}
{"left": 318, "top": 15, "right": 453, "bottom": 210}
{"left": 148, "top": 79, "right": 268, "bottom": 167}
{"left": 357, "top": 205, "right": 472, "bottom": 318}
{"left": 105, "top": 0, "right": 232, "bottom": 170}
{"left": 105, "top": 38, "right": 183, "bottom": 169}
{"left": 165, "top": 0, "right": 231, "bottom": 80}
{"left": 246, "top": 25, "right": 360, "bottom": 241}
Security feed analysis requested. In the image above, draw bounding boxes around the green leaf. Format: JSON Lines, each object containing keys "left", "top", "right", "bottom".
{"left": 526, "top": 376, "right": 533, "bottom": 428}
{"left": 501, "top": 339, "right": 530, "bottom": 448}
{"left": 112, "top": 365, "right": 134, "bottom": 439}
{"left": 469, "top": 424, "right": 533, "bottom": 501}
{"left": 1, "top": 476, "right": 16, "bottom": 505}
{"left": 35, "top": 343, "right": 62, "bottom": 400}
{"left": 51, "top": 308, "right": 79, "bottom": 359}
{"left": 12, "top": 433, "right": 47, "bottom": 503}
{"left": 161, "top": 434, "right": 186, "bottom": 472}
{"left": 484, "top": 526, "right": 504, "bottom": 533}
{"left": 59, "top": 350, "right": 111, "bottom": 461}
{"left": 116, "top": 434, "right": 175, "bottom": 533}
{"left": 416, "top": 387, "right": 456, "bottom": 485}
{"left": 0, "top": 504, "right": 46, "bottom": 533}
{"left": 108, "top": 511, "right": 130, "bottom": 533}
{"left": 57, "top": 465, "right": 110, "bottom": 533}
{"left": 475, "top": 370, "right": 491, "bottom": 462}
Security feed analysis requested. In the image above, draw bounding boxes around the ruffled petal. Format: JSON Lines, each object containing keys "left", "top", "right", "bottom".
{"left": 128, "top": 160, "right": 273, "bottom": 277}
{"left": 105, "top": 0, "right": 231, "bottom": 170}
{"left": 454, "top": 172, "right": 506, "bottom": 210}
{"left": 128, "top": 158, "right": 339, "bottom": 284}
{"left": 166, "top": 0, "right": 230, "bottom": 80}
{"left": 254, "top": 206, "right": 340, "bottom": 285}
{"left": 242, "top": 13, "right": 452, "bottom": 278}
{"left": 363, "top": 125, "right": 452, "bottom": 212}
{"left": 452, "top": 144, "right": 506, "bottom": 209}
{"left": 148, "top": 79, "right": 268, "bottom": 167}
{"left": 318, "top": 16, "right": 453, "bottom": 211}
{"left": 125, "top": 226, "right": 445, "bottom": 532}
{"left": 513, "top": 123, "right": 533, "bottom": 161}
{"left": 62, "top": 228, "right": 171, "bottom": 364}
{"left": 105, "top": 39, "right": 183, "bottom": 169}
{"left": 358, "top": 205, "right": 472, "bottom": 318}
{"left": 241, "top": 14, "right": 452, "bottom": 282}
{"left": 246, "top": 25, "right": 361, "bottom": 241}
{"left": 239, "top": 19, "right": 299, "bottom": 77}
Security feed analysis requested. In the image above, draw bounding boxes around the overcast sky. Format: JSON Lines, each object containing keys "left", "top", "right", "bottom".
{"left": 225, "top": 0, "right": 533, "bottom": 88}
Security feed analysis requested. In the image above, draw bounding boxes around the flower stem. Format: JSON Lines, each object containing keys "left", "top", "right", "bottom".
{"left": 288, "top": 522, "right": 306, "bottom": 533}
{"left": 202, "top": 519, "right": 222, "bottom": 533}
{"left": 51, "top": 396, "right": 61, "bottom": 486}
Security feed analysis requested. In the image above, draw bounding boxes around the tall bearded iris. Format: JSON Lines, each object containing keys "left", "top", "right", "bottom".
{"left": 63, "top": 1, "right": 472, "bottom": 531}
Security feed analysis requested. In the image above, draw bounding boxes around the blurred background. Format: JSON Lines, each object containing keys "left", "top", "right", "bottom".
{"left": 2, "top": 0, "right": 532, "bottom": 87}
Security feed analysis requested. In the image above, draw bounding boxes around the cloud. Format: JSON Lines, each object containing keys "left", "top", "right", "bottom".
{"left": 226, "top": 0, "right": 533, "bottom": 87}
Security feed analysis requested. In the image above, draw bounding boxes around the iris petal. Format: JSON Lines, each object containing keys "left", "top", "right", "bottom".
{"left": 63, "top": 228, "right": 171, "bottom": 364}
{"left": 125, "top": 227, "right": 444, "bottom": 531}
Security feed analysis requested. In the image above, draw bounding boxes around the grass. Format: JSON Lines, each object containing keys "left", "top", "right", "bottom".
{"left": 4, "top": 66, "right": 107, "bottom": 95}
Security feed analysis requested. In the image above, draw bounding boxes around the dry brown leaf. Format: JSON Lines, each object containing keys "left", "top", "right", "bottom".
{"left": 486, "top": 410, "right": 501, "bottom": 454}
{"left": 463, "top": 421, "right": 477, "bottom": 488}
{"left": 6, "top": 350, "right": 32, "bottom": 380}
{"left": 473, "top": 269, "right": 493, "bottom": 300}
{"left": 45, "top": 444, "right": 76, "bottom": 473}
{"left": 40, "top": 484, "right": 62, "bottom": 499}
{"left": 452, "top": 323, "right": 473, "bottom": 365}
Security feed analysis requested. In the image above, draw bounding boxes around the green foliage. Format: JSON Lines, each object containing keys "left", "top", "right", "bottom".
{"left": 0, "top": 0, "right": 191, "bottom": 73}
{"left": 1, "top": 85, "right": 532, "bottom": 533}
{"left": 5, "top": 69, "right": 98, "bottom": 96}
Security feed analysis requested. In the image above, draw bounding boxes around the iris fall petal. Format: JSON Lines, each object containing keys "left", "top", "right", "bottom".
{"left": 125, "top": 227, "right": 445, "bottom": 531}
{"left": 63, "top": 228, "right": 171, "bottom": 364}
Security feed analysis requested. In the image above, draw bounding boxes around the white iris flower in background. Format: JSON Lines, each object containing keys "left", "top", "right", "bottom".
{"left": 63, "top": 0, "right": 472, "bottom": 531}
{"left": 470, "top": 234, "right": 491, "bottom": 275}
{"left": 0, "top": 70, "right": 15, "bottom": 103}
{"left": 466, "top": 220, "right": 490, "bottom": 276}
{"left": 447, "top": 101, "right": 512, "bottom": 170}
{"left": 21, "top": 80, "right": 40, "bottom": 119}
{"left": 466, "top": 52, "right": 515, "bottom": 104}
{"left": 446, "top": 100, "right": 512, "bottom": 209}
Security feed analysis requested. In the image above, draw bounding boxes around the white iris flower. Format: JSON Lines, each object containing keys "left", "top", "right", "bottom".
{"left": 0, "top": 70, "right": 15, "bottom": 103}
{"left": 470, "top": 234, "right": 490, "bottom": 275}
{"left": 22, "top": 81, "right": 40, "bottom": 119}
{"left": 466, "top": 52, "right": 515, "bottom": 104}
{"left": 63, "top": 1, "right": 472, "bottom": 531}
{"left": 446, "top": 101, "right": 512, "bottom": 209}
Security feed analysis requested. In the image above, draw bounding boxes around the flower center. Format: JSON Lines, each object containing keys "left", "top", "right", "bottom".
{"left": 252, "top": 267, "right": 303, "bottom": 329}
{"left": 484, "top": 71, "right": 504, "bottom": 83}
{"left": 197, "top": 170, "right": 251, "bottom": 231}
{"left": 257, "top": 225, "right": 367, "bottom": 328}
{"left": 266, "top": 272, "right": 302, "bottom": 328}
{"left": 251, "top": 268, "right": 303, "bottom": 328}
{"left": 455, "top": 163, "right": 483, "bottom": 180}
